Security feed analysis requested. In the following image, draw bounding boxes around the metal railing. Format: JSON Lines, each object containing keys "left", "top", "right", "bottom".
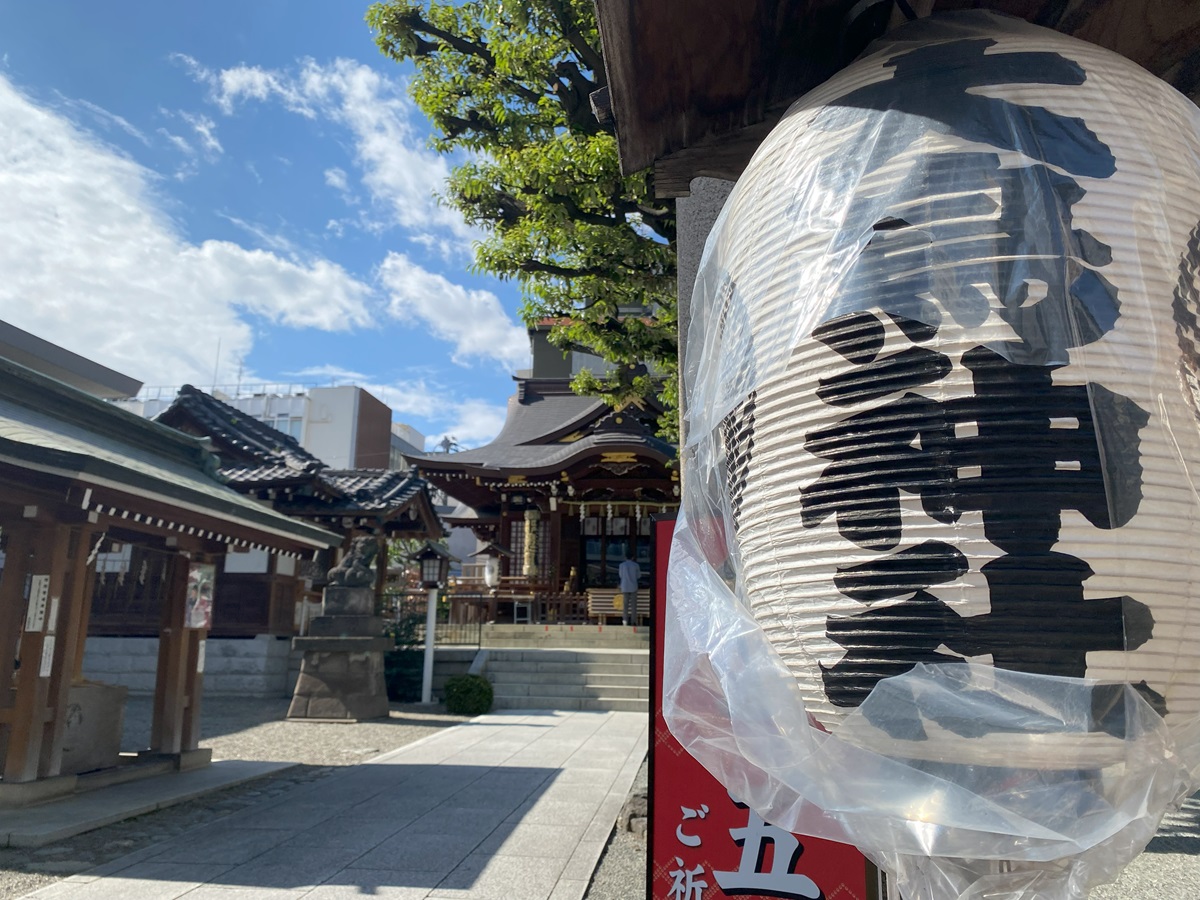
{"left": 384, "top": 590, "right": 482, "bottom": 648}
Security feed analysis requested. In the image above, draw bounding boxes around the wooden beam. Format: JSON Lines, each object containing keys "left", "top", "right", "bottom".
{"left": 602, "top": 0, "right": 1200, "bottom": 189}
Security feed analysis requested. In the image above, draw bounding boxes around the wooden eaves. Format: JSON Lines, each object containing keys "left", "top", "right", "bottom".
{"left": 594, "top": 0, "right": 1200, "bottom": 196}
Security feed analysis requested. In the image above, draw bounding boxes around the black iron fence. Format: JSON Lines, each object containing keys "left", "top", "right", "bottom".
{"left": 383, "top": 590, "right": 482, "bottom": 649}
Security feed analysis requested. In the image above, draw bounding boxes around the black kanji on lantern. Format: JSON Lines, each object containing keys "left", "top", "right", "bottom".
{"left": 769, "top": 34, "right": 1157, "bottom": 722}
{"left": 809, "top": 326, "right": 1152, "bottom": 712}
{"left": 817, "top": 38, "right": 1120, "bottom": 365}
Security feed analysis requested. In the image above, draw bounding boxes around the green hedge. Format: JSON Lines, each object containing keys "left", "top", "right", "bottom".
{"left": 444, "top": 674, "right": 494, "bottom": 716}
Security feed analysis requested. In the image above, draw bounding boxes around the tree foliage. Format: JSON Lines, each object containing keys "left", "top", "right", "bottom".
{"left": 366, "top": 0, "right": 678, "bottom": 436}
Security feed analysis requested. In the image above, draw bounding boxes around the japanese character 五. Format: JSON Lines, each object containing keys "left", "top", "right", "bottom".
{"left": 713, "top": 803, "right": 822, "bottom": 900}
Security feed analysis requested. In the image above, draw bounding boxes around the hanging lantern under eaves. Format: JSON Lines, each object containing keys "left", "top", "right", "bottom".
{"left": 668, "top": 10, "right": 1200, "bottom": 900}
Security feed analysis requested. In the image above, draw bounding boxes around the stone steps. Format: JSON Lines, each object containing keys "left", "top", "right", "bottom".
{"left": 482, "top": 648, "right": 649, "bottom": 714}
{"left": 481, "top": 624, "right": 651, "bottom": 651}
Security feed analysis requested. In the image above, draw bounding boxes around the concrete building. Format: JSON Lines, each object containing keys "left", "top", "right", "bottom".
{"left": 119, "top": 384, "right": 422, "bottom": 470}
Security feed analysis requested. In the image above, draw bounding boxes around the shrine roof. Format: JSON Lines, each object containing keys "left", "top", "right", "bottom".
{"left": 0, "top": 358, "right": 339, "bottom": 551}
{"left": 152, "top": 385, "right": 444, "bottom": 536}
{"left": 405, "top": 378, "right": 674, "bottom": 478}
{"left": 318, "top": 470, "right": 429, "bottom": 513}
{"left": 155, "top": 384, "right": 323, "bottom": 472}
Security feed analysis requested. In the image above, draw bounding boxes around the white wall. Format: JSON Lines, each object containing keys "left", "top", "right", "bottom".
{"left": 302, "top": 386, "right": 360, "bottom": 468}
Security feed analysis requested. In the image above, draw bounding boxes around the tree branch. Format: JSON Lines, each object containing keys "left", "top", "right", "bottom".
{"left": 403, "top": 12, "right": 545, "bottom": 106}
{"left": 399, "top": 10, "right": 495, "bottom": 66}
{"left": 518, "top": 260, "right": 613, "bottom": 278}
{"left": 548, "top": 193, "right": 621, "bottom": 227}
{"left": 546, "top": 0, "right": 606, "bottom": 81}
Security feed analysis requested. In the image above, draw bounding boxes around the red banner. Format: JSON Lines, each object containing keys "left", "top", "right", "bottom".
{"left": 650, "top": 516, "right": 880, "bottom": 900}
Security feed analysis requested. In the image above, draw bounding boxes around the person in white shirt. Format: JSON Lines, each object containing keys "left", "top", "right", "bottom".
{"left": 618, "top": 553, "right": 641, "bottom": 626}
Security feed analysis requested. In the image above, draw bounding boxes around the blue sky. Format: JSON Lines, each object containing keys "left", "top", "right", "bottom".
{"left": 0, "top": 1, "right": 531, "bottom": 447}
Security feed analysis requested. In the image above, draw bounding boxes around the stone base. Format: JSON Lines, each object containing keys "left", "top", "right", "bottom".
{"left": 60, "top": 682, "right": 128, "bottom": 776}
{"left": 287, "top": 643, "right": 390, "bottom": 722}
{"left": 0, "top": 775, "right": 78, "bottom": 808}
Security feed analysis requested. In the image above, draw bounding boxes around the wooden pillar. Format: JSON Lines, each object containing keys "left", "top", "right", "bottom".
{"left": 181, "top": 623, "right": 206, "bottom": 753}
{"left": 68, "top": 530, "right": 101, "bottom": 685}
{"left": 0, "top": 524, "right": 33, "bottom": 703}
{"left": 151, "top": 552, "right": 190, "bottom": 755}
{"left": 0, "top": 522, "right": 34, "bottom": 769}
{"left": 4, "top": 521, "right": 77, "bottom": 783}
{"left": 548, "top": 506, "right": 562, "bottom": 589}
{"left": 374, "top": 530, "right": 388, "bottom": 613}
{"left": 152, "top": 551, "right": 211, "bottom": 757}
{"left": 39, "top": 524, "right": 97, "bottom": 777}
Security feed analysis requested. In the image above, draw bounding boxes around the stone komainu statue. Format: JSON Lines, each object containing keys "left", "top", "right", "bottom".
{"left": 327, "top": 536, "right": 378, "bottom": 588}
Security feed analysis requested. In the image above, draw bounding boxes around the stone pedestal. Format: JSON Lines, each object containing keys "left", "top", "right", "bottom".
{"left": 287, "top": 587, "right": 390, "bottom": 721}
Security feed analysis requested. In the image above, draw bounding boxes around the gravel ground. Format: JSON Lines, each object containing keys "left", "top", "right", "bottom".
{"left": 0, "top": 696, "right": 469, "bottom": 900}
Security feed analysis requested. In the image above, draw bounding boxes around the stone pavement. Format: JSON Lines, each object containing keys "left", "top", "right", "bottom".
{"left": 19, "top": 710, "right": 648, "bottom": 900}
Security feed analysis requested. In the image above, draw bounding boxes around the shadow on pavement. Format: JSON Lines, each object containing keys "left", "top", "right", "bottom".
{"left": 1145, "top": 791, "right": 1200, "bottom": 854}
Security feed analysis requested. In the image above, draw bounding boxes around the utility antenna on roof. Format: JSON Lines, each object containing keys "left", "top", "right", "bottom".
{"left": 211, "top": 338, "right": 221, "bottom": 392}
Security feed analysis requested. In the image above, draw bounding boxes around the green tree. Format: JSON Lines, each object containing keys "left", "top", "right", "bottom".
{"left": 366, "top": 0, "right": 678, "bottom": 437}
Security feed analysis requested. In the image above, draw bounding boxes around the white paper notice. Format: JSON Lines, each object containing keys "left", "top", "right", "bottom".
{"left": 196, "top": 639, "right": 206, "bottom": 674}
{"left": 39, "top": 636, "right": 55, "bottom": 678}
{"left": 24, "top": 575, "right": 50, "bottom": 632}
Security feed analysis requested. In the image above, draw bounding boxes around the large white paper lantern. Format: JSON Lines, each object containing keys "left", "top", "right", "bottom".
{"left": 668, "top": 11, "right": 1200, "bottom": 900}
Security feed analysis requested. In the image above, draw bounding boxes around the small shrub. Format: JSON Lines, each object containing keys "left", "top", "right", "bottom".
{"left": 444, "top": 674, "right": 493, "bottom": 716}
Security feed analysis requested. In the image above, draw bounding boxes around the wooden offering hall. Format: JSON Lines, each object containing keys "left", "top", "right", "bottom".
{"left": 149, "top": 384, "right": 444, "bottom": 634}
{"left": 0, "top": 358, "right": 339, "bottom": 797}
{"left": 407, "top": 329, "right": 678, "bottom": 624}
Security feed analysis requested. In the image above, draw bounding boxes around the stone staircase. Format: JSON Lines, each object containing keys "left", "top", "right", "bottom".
{"left": 483, "top": 648, "right": 650, "bottom": 713}
{"left": 481, "top": 623, "right": 650, "bottom": 651}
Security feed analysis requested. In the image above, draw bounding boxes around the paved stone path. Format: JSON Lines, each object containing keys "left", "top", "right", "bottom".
{"left": 21, "top": 710, "right": 647, "bottom": 900}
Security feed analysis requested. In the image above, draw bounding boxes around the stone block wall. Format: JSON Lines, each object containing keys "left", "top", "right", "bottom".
{"left": 83, "top": 635, "right": 296, "bottom": 697}
{"left": 83, "top": 637, "right": 481, "bottom": 700}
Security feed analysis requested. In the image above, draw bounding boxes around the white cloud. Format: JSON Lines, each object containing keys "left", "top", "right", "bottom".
{"left": 181, "top": 111, "right": 222, "bottom": 158}
{"left": 62, "top": 96, "right": 149, "bottom": 145}
{"left": 431, "top": 399, "right": 508, "bottom": 448}
{"left": 324, "top": 166, "right": 348, "bottom": 192}
{"left": 184, "top": 56, "right": 473, "bottom": 245}
{"left": 157, "top": 127, "right": 192, "bottom": 155}
{"left": 324, "top": 165, "right": 358, "bottom": 207}
{"left": 217, "top": 214, "right": 300, "bottom": 257}
{"left": 379, "top": 252, "right": 528, "bottom": 370}
{"left": 281, "top": 363, "right": 508, "bottom": 447}
{"left": 0, "top": 74, "right": 374, "bottom": 387}
{"left": 285, "top": 364, "right": 369, "bottom": 383}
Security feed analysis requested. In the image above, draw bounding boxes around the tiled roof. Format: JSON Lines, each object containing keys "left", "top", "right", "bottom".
{"left": 0, "top": 359, "right": 339, "bottom": 550}
{"left": 220, "top": 465, "right": 316, "bottom": 488}
{"left": 151, "top": 385, "right": 442, "bottom": 533}
{"left": 407, "top": 377, "right": 673, "bottom": 475}
{"left": 318, "top": 470, "right": 427, "bottom": 512}
{"left": 154, "top": 385, "right": 322, "bottom": 471}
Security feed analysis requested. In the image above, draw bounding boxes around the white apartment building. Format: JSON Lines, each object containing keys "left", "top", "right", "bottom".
{"left": 118, "top": 384, "right": 426, "bottom": 470}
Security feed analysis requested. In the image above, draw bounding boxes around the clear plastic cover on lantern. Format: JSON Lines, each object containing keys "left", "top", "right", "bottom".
{"left": 666, "top": 11, "right": 1200, "bottom": 900}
